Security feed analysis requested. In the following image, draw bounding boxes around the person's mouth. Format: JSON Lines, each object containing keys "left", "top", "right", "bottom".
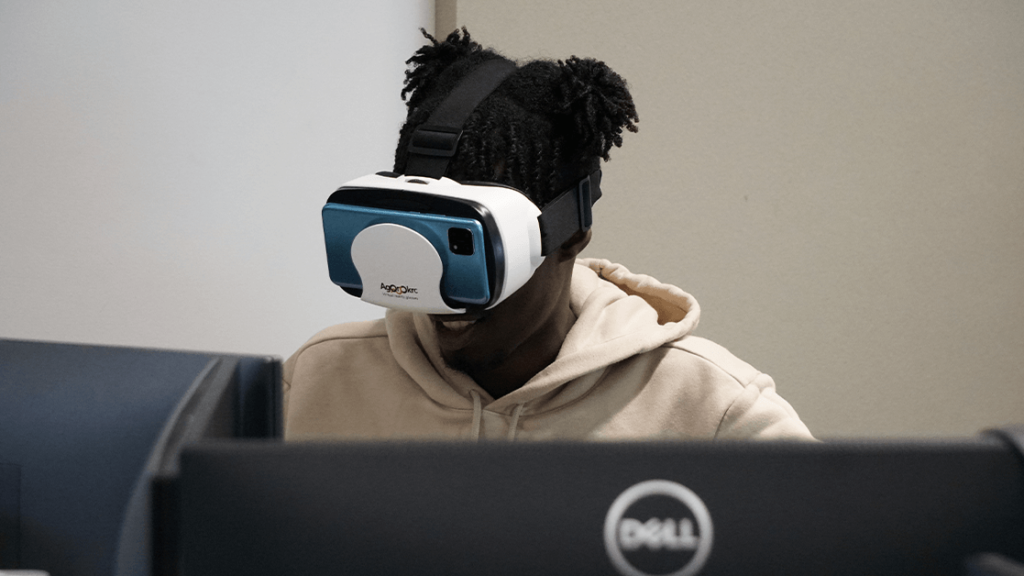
{"left": 431, "top": 314, "right": 484, "bottom": 334}
{"left": 439, "top": 319, "right": 478, "bottom": 331}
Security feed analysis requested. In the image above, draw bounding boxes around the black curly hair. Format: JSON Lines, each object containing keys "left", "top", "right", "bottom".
{"left": 393, "top": 28, "right": 638, "bottom": 209}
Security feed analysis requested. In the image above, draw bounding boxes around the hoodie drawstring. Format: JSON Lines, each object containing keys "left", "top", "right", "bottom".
{"left": 468, "top": 390, "right": 525, "bottom": 441}
{"left": 507, "top": 403, "right": 525, "bottom": 441}
{"left": 469, "top": 389, "right": 482, "bottom": 440}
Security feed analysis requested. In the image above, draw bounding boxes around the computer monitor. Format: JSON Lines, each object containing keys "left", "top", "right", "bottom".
{"left": 170, "top": 433, "right": 1024, "bottom": 576}
{"left": 0, "top": 339, "right": 281, "bottom": 576}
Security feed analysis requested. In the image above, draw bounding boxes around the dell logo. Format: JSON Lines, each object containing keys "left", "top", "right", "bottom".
{"left": 619, "top": 517, "right": 699, "bottom": 551}
{"left": 604, "top": 480, "right": 713, "bottom": 576}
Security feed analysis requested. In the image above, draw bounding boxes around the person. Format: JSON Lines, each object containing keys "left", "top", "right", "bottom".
{"left": 283, "top": 29, "right": 814, "bottom": 441}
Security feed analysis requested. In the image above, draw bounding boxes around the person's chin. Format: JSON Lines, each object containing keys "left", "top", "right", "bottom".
{"left": 430, "top": 315, "right": 484, "bottom": 350}
{"left": 441, "top": 346, "right": 507, "bottom": 375}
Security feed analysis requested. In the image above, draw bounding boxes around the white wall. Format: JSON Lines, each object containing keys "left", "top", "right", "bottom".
{"left": 0, "top": 1, "right": 433, "bottom": 358}
{"left": 448, "top": 0, "right": 1024, "bottom": 438}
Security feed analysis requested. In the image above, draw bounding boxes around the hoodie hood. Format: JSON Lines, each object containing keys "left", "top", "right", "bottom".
{"left": 384, "top": 258, "right": 701, "bottom": 416}
{"left": 284, "top": 257, "right": 814, "bottom": 442}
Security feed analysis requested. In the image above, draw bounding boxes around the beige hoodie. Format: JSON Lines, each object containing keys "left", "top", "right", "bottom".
{"left": 284, "top": 258, "right": 814, "bottom": 441}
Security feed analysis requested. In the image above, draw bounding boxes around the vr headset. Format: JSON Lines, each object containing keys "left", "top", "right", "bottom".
{"left": 322, "top": 59, "right": 602, "bottom": 315}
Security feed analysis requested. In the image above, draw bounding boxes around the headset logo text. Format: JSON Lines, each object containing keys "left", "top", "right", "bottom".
{"left": 604, "top": 480, "right": 714, "bottom": 576}
{"left": 381, "top": 283, "right": 418, "bottom": 296}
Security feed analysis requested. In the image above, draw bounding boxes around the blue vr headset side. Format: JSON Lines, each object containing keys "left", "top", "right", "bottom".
{"left": 322, "top": 59, "right": 602, "bottom": 315}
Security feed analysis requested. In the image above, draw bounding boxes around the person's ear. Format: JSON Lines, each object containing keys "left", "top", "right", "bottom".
{"left": 555, "top": 228, "right": 592, "bottom": 262}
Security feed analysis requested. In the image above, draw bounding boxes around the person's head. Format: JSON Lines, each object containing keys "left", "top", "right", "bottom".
{"left": 395, "top": 29, "right": 638, "bottom": 394}
{"left": 393, "top": 28, "right": 638, "bottom": 210}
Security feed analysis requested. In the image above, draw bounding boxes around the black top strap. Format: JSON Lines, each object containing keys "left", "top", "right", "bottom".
{"left": 403, "top": 57, "right": 601, "bottom": 254}
{"left": 405, "top": 59, "right": 517, "bottom": 179}
{"left": 537, "top": 170, "right": 602, "bottom": 255}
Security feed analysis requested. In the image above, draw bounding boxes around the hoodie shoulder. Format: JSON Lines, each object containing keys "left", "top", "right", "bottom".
{"left": 283, "top": 318, "right": 388, "bottom": 384}
{"left": 666, "top": 336, "right": 814, "bottom": 440}
{"left": 668, "top": 335, "right": 761, "bottom": 386}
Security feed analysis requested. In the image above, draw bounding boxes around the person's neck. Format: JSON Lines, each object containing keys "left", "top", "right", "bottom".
{"left": 468, "top": 303, "right": 576, "bottom": 399}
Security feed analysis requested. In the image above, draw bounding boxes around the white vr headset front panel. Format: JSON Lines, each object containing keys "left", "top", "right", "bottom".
{"left": 325, "top": 173, "right": 544, "bottom": 315}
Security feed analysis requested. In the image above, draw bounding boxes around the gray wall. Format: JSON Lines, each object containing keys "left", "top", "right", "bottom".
{"left": 444, "top": 0, "right": 1024, "bottom": 438}
{"left": 1, "top": 1, "right": 432, "bottom": 357}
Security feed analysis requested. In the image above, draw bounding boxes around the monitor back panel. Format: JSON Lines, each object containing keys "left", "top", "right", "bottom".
{"left": 0, "top": 339, "right": 281, "bottom": 576}
{"left": 178, "top": 439, "right": 1024, "bottom": 576}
